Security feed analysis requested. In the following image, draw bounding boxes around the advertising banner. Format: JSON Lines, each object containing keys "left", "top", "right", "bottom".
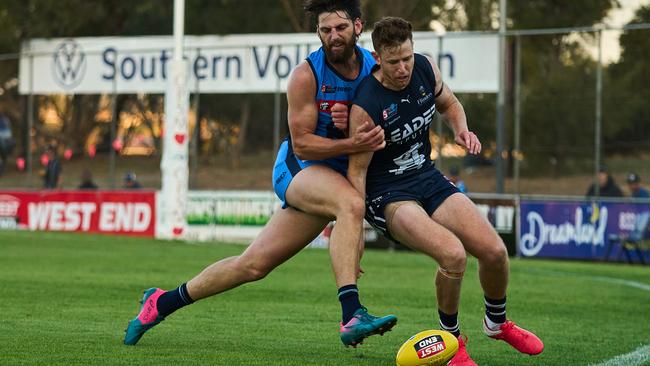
{"left": 0, "top": 191, "right": 156, "bottom": 237}
{"left": 470, "top": 196, "right": 516, "bottom": 234}
{"left": 470, "top": 195, "right": 517, "bottom": 255}
{"left": 19, "top": 33, "right": 498, "bottom": 95}
{"left": 184, "top": 190, "right": 282, "bottom": 243}
{"left": 183, "top": 191, "right": 377, "bottom": 246}
{"left": 518, "top": 200, "right": 649, "bottom": 261}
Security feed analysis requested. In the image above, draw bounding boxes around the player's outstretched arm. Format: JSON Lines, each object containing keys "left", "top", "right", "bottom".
{"left": 425, "top": 57, "right": 481, "bottom": 155}
{"left": 347, "top": 104, "right": 379, "bottom": 278}
{"left": 287, "top": 62, "right": 386, "bottom": 160}
{"left": 346, "top": 105, "right": 379, "bottom": 199}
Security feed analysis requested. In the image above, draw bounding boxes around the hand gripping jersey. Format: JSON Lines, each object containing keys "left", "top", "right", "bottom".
{"left": 272, "top": 45, "right": 376, "bottom": 207}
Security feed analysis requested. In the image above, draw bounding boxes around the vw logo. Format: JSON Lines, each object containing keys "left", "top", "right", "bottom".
{"left": 52, "top": 39, "right": 86, "bottom": 89}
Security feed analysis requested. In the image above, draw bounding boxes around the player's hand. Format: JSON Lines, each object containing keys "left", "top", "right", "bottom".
{"left": 455, "top": 130, "right": 481, "bottom": 155}
{"left": 331, "top": 103, "right": 349, "bottom": 131}
{"left": 353, "top": 121, "right": 385, "bottom": 152}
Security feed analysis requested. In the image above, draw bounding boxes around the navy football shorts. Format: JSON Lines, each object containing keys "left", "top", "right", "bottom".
{"left": 364, "top": 167, "right": 460, "bottom": 242}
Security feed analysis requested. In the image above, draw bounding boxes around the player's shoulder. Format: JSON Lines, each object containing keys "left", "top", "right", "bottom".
{"left": 354, "top": 72, "right": 382, "bottom": 103}
{"left": 287, "top": 61, "right": 316, "bottom": 93}
{"left": 414, "top": 53, "right": 435, "bottom": 69}
{"left": 357, "top": 67, "right": 382, "bottom": 93}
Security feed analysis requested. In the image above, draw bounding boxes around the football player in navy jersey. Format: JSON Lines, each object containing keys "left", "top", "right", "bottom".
{"left": 124, "top": 0, "right": 396, "bottom": 348}
{"left": 348, "top": 17, "right": 543, "bottom": 365}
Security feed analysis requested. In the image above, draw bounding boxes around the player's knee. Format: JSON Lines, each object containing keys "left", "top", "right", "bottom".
{"left": 237, "top": 256, "right": 271, "bottom": 282}
{"left": 480, "top": 242, "right": 509, "bottom": 269}
{"left": 439, "top": 243, "right": 467, "bottom": 273}
{"left": 246, "top": 264, "right": 270, "bottom": 282}
{"left": 337, "top": 193, "right": 365, "bottom": 220}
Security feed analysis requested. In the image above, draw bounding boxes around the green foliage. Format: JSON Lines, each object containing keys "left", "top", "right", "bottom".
{"left": 362, "top": 0, "right": 444, "bottom": 30}
{"left": 517, "top": 36, "right": 599, "bottom": 175}
{"left": 1, "top": 230, "right": 649, "bottom": 365}
{"left": 507, "top": 0, "right": 619, "bottom": 174}
{"left": 509, "top": 0, "right": 617, "bottom": 29}
{"left": 604, "top": 5, "right": 650, "bottom": 154}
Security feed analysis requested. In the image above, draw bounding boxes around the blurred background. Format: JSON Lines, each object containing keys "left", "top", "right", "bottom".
{"left": 0, "top": 0, "right": 648, "bottom": 196}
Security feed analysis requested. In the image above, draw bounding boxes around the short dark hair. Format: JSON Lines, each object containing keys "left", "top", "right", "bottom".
{"left": 304, "top": 0, "right": 362, "bottom": 24}
{"left": 371, "top": 17, "right": 413, "bottom": 54}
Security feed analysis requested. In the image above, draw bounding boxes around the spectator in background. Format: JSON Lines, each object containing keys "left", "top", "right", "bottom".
{"left": 0, "top": 112, "right": 15, "bottom": 176}
{"left": 123, "top": 171, "right": 142, "bottom": 189}
{"left": 448, "top": 165, "right": 467, "bottom": 193}
{"left": 626, "top": 173, "right": 649, "bottom": 198}
{"left": 78, "top": 169, "right": 98, "bottom": 190}
{"left": 43, "top": 145, "right": 62, "bottom": 189}
{"left": 586, "top": 164, "right": 623, "bottom": 197}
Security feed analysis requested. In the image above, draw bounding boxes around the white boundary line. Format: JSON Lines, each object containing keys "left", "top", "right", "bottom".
{"left": 528, "top": 268, "right": 650, "bottom": 293}
{"left": 589, "top": 344, "right": 650, "bottom": 366}
{"left": 530, "top": 268, "right": 650, "bottom": 366}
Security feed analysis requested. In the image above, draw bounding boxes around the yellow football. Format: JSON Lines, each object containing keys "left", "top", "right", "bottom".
{"left": 395, "top": 329, "right": 459, "bottom": 366}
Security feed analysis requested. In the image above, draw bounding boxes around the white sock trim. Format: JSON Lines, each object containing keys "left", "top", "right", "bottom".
{"left": 483, "top": 316, "right": 503, "bottom": 336}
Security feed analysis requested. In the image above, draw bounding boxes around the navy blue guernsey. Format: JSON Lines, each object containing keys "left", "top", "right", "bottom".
{"left": 305, "top": 45, "right": 376, "bottom": 172}
{"left": 353, "top": 53, "right": 438, "bottom": 192}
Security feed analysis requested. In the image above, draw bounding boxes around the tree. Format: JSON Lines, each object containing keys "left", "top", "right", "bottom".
{"left": 604, "top": 5, "right": 650, "bottom": 155}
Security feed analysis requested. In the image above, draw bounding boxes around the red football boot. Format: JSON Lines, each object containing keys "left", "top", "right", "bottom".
{"left": 448, "top": 335, "right": 478, "bottom": 366}
{"left": 484, "top": 319, "right": 544, "bottom": 355}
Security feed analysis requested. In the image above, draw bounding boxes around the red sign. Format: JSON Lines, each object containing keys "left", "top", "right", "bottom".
{"left": 0, "top": 191, "right": 156, "bottom": 237}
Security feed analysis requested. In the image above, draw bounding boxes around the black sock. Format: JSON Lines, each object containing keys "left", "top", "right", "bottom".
{"left": 438, "top": 310, "right": 460, "bottom": 338}
{"left": 484, "top": 295, "right": 507, "bottom": 325}
{"left": 338, "top": 284, "right": 362, "bottom": 324}
{"left": 157, "top": 283, "right": 195, "bottom": 318}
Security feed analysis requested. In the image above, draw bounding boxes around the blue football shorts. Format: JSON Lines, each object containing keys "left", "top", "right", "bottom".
{"left": 272, "top": 138, "right": 347, "bottom": 208}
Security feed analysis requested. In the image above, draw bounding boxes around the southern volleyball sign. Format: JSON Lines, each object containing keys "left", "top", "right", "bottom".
{"left": 0, "top": 191, "right": 156, "bottom": 236}
{"left": 19, "top": 33, "right": 498, "bottom": 95}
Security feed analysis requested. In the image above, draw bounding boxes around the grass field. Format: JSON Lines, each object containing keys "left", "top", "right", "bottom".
{"left": 1, "top": 231, "right": 649, "bottom": 366}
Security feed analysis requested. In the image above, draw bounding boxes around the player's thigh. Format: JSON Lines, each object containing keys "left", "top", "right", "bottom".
{"left": 285, "top": 164, "right": 363, "bottom": 219}
{"left": 431, "top": 193, "right": 504, "bottom": 258}
{"left": 387, "top": 201, "right": 465, "bottom": 268}
{"left": 240, "top": 207, "right": 329, "bottom": 272}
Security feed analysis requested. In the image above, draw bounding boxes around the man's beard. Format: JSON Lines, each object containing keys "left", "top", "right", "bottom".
{"left": 323, "top": 36, "right": 356, "bottom": 64}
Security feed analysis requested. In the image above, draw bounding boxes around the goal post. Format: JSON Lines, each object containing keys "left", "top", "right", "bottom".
{"left": 159, "top": 0, "right": 190, "bottom": 239}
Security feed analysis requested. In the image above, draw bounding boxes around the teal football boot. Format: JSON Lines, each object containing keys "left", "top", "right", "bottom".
{"left": 124, "top": 288, "right": 166, "bottom": 345}
{"left": 339, "top": 307, "right": 397, "bottom": 347}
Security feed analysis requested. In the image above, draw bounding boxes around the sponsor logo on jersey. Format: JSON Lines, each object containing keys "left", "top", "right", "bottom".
{"left": 389, "top": 142, "right": 426, "bottom": 175}
{"left": 417, "top": 85, "right": 433, "bottom": 105}
{"left": 275, "top": 171, "right": 287, "bottom": 185}
{"left": 382, "top": 103, "right": 398, "bottom": 121}
{"left": 401, "top": 95, "right": 411, "bottom": 104}
{"left": 389, "top": 104, "right": 436, "bottom": 144}
{"left": 318, "top": 100, "right": 347, "bottom": 113}
{"left": 319, "top": 101, "right": 330, "bottom": 111}
{"left": 321, "top": 84, "right": 352, "bottom": 94}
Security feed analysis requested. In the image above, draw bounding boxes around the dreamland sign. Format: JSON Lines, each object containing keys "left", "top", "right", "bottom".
{"left": 518, "top": 200, "right": 649, "bottom": 261}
